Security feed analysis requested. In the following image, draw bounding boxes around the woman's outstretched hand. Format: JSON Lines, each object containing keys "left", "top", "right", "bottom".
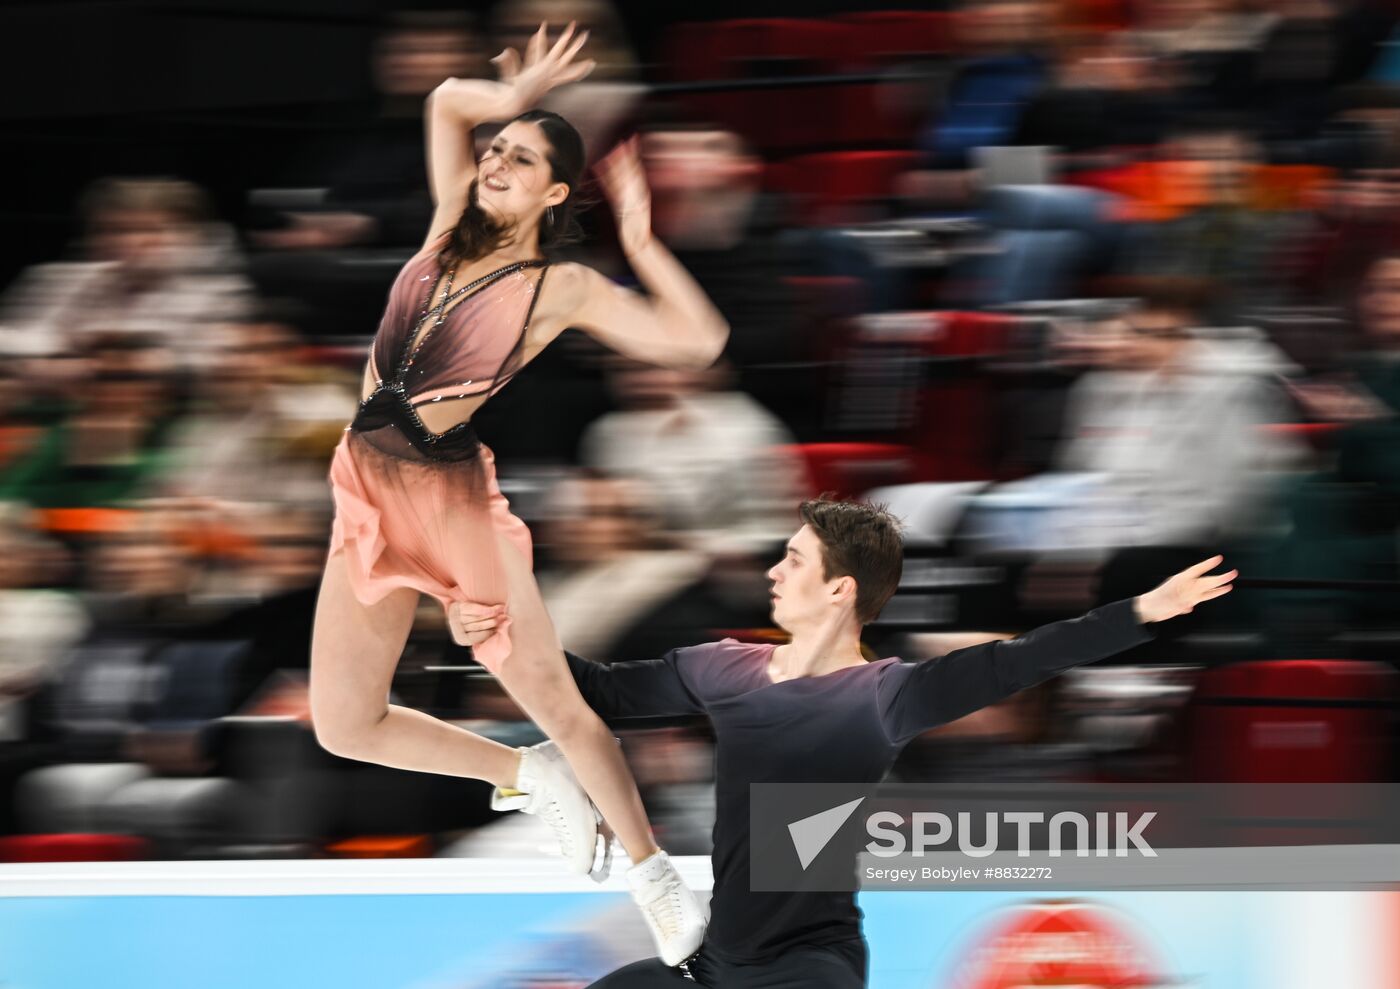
{"left": 491, "top": 21, "right": 595, "bottom": 113}
{"left": 1133, "top": 555, "right": 1237, "bottom": 623}
{"left": 596, "top": 136, "right": 652, "bottom": 255}
{"left": 447, "top": 600, "right": 504, "bottom": 648}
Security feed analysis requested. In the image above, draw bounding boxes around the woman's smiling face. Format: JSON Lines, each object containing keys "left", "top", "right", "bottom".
{"left": 475, "top": 120, "right": 567, "bottom": 227}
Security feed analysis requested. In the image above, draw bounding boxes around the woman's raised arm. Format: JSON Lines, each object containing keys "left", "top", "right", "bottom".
{"left": 420, "top": 21, "right": 594, "bottom": 252}
{"left": 566, "top": 138, "right": 729, "bottom": 370}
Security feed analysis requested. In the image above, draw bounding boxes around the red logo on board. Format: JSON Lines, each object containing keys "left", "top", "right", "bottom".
{"left": 950, "top": 899, "right": 1176, "bottom": 988}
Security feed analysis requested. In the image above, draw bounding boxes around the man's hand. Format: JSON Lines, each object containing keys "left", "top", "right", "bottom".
{"left": 447, "top": 600, "right": 504, "bottom": 648}
{"left": 1133, "top": 555, "right": 1237, "bottom": 623}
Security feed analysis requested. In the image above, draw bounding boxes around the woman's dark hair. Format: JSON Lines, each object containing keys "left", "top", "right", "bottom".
{"left": 436, "top": 109, "right": 587, "bottom": 268}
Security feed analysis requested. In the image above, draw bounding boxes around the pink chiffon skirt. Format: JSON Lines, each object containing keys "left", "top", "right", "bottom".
{"left": 326, "top": 428, "right": 532, "bottom": 674}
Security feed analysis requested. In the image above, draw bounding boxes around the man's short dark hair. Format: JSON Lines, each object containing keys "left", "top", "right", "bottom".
{"left": 797, "top": 496, "right": 904, "bottom": 625}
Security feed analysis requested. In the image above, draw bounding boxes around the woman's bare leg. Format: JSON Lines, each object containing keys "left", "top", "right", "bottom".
{"left": 308, "top": 548, "right": 521, "bottom": 788}
{"left": 489, "top": 529, "right": 660, "bottom": 865}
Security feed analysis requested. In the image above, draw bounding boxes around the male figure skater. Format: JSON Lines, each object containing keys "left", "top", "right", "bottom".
{"left": 452, "top": 498, "right": 1234, "bottom": 987}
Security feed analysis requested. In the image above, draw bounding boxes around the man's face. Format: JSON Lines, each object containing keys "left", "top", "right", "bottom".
{"left": 89, "top": 208, "right": 187, "bottom": 272}
{"left": 1359, "top": 257, "right": 1400, "bottom": 348}
{"left": 373, "top": 27, "right": 484, "bottom": 97}
{"left": 1172, "top": 131, "right": 1253, "bottom": 202}
{"left": 641, "top": 129, "right": 757, "bottom": 195}
{"left": 765, "top": 525, "right": 847, "bottom": 631}
{"left": 606, "top": 358, "right": 698, "bottom": 410}
{"left": 1116, "top": 308, "right": 1193, "bottom": 369}
{"left": 1341, "top": 168, "right": 1400, "bottom": 216}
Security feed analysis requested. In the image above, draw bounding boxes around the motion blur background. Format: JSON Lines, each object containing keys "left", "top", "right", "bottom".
{"left": 1, "top": 0, "right": 1399, "bottom": 871}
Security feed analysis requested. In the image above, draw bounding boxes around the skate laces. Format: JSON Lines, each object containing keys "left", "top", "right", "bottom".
{"left": 533, "top": 781, "right": 576, "bottom": 858}
{"left": 639, "top": 867, "right": 686, "bottom": 938}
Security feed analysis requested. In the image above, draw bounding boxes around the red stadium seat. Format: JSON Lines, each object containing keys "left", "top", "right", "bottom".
{"left": 780, "top": 442, "right": 922, "bottom": 498}
{"left": 1185, "top": 660, "right": 1398, "bottom": 782}
{"left": 0, "top": 833, "right": 151, "bottom": 862}
{"left": 837, "top": 11, "right": 954, "bottom": 60}
{"left": 660, "top": 19, "right": 842, "bottom": 153}
{"left": 850, "top": 311, "right": 1016, "bottom": 480}
{"left": 922, "top": 312, "right": 1015, "bottom": 481}
{"left": 778, "top": 150, "right": 918, "bottom": 224}
{"left": 832, "top": 11, "right": 954, "bottom": 146}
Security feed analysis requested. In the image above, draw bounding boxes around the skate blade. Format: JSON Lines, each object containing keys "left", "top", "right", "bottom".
{"left": 587, "top": 815, "right": 615, "bottom": 883}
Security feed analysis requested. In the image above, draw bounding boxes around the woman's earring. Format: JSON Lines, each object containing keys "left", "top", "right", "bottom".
{"left": 546, "top": 205, "right": 555, "bottom": 228}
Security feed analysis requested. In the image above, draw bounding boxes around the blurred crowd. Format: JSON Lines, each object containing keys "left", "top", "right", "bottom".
{"left": 1, "top": 0, "right": 1399, "bottom": 864}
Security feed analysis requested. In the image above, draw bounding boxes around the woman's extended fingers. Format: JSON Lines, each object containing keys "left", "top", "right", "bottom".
{"left": 595, "top": 146, "right": 622, "bottom": 191}
{"left": 598, "top": 139, "right": 643, "bottom": 190}
{"left": 558, "top": 58, "right": 597, "bottom": 85}
{"left": 491, "top": 47, "right": 522, "bottom": 82}
{"left": 559, "top": 28, "right": 589, "bottom": 66}
{"left": 546, "top": 21, "right": 578, "bottom": 62}
{"left": 526, "top": 22, "right": 548, "bottom": 65}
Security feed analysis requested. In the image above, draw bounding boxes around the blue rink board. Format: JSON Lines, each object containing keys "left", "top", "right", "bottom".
{"left": 0, "top": 887, "right": 1359, "bottom": 989}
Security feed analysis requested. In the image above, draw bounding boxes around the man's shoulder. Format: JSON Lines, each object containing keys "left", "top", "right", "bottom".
{"left": 668, "top": 637, "right": 770, "bottom": 678}
{"left": 677, "top": 637, "right": 762, "bottom": 661}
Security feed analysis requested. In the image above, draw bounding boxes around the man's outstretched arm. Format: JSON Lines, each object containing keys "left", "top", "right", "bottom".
{"left": 447, "top": 602, "right": 708, "bottom": 722}
{"left": 877, "top": 556, "right": 1235, "bottom": 745}
{"left": 563, "top": 648, "right": 706, "bottom": 723}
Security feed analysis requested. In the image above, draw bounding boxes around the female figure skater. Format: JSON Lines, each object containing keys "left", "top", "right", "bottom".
{"left": 308, "top": 22, "right": 726, "bottom": 966}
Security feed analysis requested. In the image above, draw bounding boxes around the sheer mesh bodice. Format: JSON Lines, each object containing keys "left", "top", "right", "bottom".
{"left": 351, "top": 248, "right": 550, "bottom": 462}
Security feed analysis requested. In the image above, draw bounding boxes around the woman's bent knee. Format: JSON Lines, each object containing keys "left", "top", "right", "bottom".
{"left": 310, "top": 706, "right": 385, "bottom": 760}
{"left": 499, "top": 663, "right": 600, "bottom": 743}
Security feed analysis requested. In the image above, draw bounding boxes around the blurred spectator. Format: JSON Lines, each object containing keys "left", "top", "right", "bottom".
{"left": 1126, "top": 0, "right": 1274, "bottom": 114}
{"left": 1289, "top": 154, "right": 1400, "bottom": 306}
{"left": 1121, "top": 115, "right": 1308, "bottom": 321}
{"left": 968, "top": 278, "right": 1302, "bottom": 568}
{"left": 0, "top": 508, "right": 87, "bottom": 743}
{"left": 640, "top": 121, "right": 807, "bottom": 391}
{"left": 0, "top": 178, "right": 253, "bottom": 372}
{"left": 255, "top": 11, "right": 488, "bottom": 255}
{"left": 491, "top": 0, "right": 645, "bottom": 162}
{"left": 1052, "top": 278, "right": 1303, "bottom": 549}
{"left": 539, "top": 473, "right": 709, "bottom": 662}
{"left": 580, "top": 357, "right": 806, "bottom": 556}
{"left": 1266, "top": 252, "right": 1400, "bottom": 641}
{"left": 1129, "top": 0, "right": 1277, "bottom": 58}
{"left": 918, "top": 0, "right": 1050, "bottom": 170}
{"left": 146, "top": 311, "right": 349, "bottom": 513}
{"left": 191, "top": 507, "right": 333, "bottom": 605}
{"left": 81, "top": 509, "right": 211, "bottom": 634}
{"left": 1013, "top": 28, "right": 1181, "bottom": 156}
{"left": 0, "top": 335, "right": 177, "bottom": 509}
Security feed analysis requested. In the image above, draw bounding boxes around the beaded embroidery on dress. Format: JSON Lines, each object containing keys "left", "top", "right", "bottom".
{"left": 353, "top": 250, "right": 550, "bottom": 462}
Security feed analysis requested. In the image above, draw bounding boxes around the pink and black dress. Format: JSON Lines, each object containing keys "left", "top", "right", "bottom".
{"left": 328, "top": 241, "right": 550, "bottom": 672}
